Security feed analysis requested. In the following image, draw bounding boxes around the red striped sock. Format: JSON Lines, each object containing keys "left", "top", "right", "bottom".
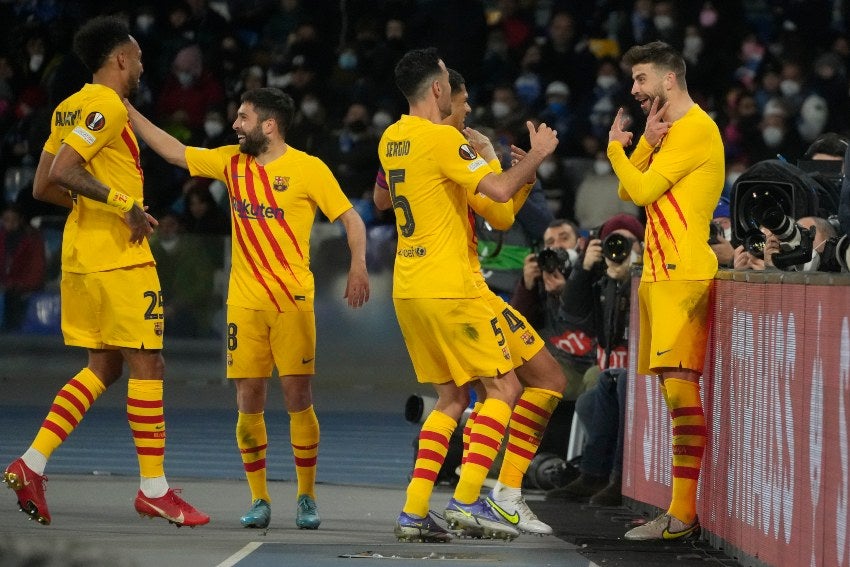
{"left": 127, "top": 378, "right": 165, "bottom": 478}
{"left": 664, "top": 378, "right": 706, "bottom": 523}
{"left": 403, "top": 410, "right": 456, "bottom": 517}
{"left": 32, "top": 368, "right": 106, "bottom": 458}
{"left": 237, "top": 411, "right": 270, "bottom": 502}
{"left": 290, "top": 405, "right": 320, "bottom": 499}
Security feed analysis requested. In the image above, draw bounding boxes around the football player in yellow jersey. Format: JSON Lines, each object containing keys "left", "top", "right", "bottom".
{"left": 126, "top": 87, "right": 369, "bottom": 531}
{"left": 607, "top": 41, "right": 724, "bottom": 541}
{"left": 379, "top": 48, "right": 558, "bottom": 541}
{"left": 3, "top": 16, "right": 209, "bottom": 527}
{"left": 376, "top": 68, "right": 566, "bottom": 540}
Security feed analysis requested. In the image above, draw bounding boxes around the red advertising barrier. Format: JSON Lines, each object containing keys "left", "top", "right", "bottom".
{"left": 623, "top": 271, "right": 850, "bottom": 567}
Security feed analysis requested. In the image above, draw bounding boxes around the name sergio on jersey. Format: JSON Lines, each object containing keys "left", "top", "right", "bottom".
{"left": 231, "top": 197, "right": 285, "bottom": 221}
{"left": 385, "top": 140, "right": 410, "bottom": 157}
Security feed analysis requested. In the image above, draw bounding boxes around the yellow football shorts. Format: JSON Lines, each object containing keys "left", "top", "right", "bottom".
{"left": 61, "top": 263, "right": 164, "bottom": 350}
{"left": 225, "top": 304, "right": 316, "bottom": 378}
{"left": 636, "top": 279, "right": 713, "bottom": 375}
{"left": 393, "top": 297, "right": 514, "bottom": 386}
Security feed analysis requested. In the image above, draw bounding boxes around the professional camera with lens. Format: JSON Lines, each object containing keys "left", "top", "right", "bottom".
{"left": 730, "top": 156, "right": 841, "bottom": 269}
{"left": 818, "top": 233, "right": 850, "bottom": 272}
{"left": 601, "top": 233, "right": 634, "bottom": 264}
{"left": 739, "top": 187, "right": 816, "bottom": 268}
{"left": 536, "top": 247, "right": 578, "bottom": 275}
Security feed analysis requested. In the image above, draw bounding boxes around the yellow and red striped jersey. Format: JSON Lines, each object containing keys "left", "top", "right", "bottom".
{"left": 185, "top": 144, "right": 352, "bottom": 312}
{"left": 614, "top": 104, "right": 723, "bottom": 282}
{"left": 378, "top": 115, "right": 495, "bottom": 298}
{"left": 44, "top": 83, "right": 152, "bottom": 273}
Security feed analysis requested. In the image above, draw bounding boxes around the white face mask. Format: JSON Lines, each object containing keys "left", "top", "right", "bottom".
{"left": 723, "top": 227, "right": 733, "bottom": 241}
{"left": 596, "top": 75, "right": 618, "bottom": 90}
{"left": 593, "top": 159, "right": 612, "bottom": 175}
{"left": 537, "top": 161, "right": 556, "bottom": 178}
{"left": 372, "top": 111, "right": 393, "bottom": 131}
{"left": 762, "top": 126, "right": 784, "bottom": 147}
{"left": 176, "top": 71, "right": 194, "bottom": 87}
{"left": 136, "top": 14, "right": 155, "bottom": 32}
{"left": 802, "top": 250, "right": 820, "bottom": 272}
{"left": 301, "top": 100, "right": 320, "bottom": 118}
{"left": 726, "top": 171, "right": 741, "bottom": 187}
{"left": 491, "top": 101, "right": 511, "bottom": 119}
{"left": 29, "top": 53, "right": 44, "bottom": 73}
{"left": 779, "top": 79, "right": 800, "bottom": 97}
{"left": 683, "top": 36, "right": 703, "bottom": 55}
{"left": 204, "top": 120, "right": 224, "bottom": 138}
{"left": 654, "top": 15, "right": 674, "bottom": 31}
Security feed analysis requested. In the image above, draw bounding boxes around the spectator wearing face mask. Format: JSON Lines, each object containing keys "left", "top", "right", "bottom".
{"left": 539, "top": 81, "right": 579, "bottom": 156}
{"left": 586, "top": 57, "right": 628, "bottom": 144}
{"left": 288, "top": 92, "right": 330, "bottom": 157}
{"left": 752, "top": 99, "right": 805, "bottom": 163}
{"left": 574, "top": 150, "right": 641, "bottom": 230}
{"left": 536, "top": 154, "right": 577, "bottom": 220}
{"left": 155, "top": 43, "right": 225, "bottom": 134}
{"left": 322, "top": 102, "right": 378, "bottom": 200}
{"left": 199, "top": 108, "right": 230, "bottom": 147}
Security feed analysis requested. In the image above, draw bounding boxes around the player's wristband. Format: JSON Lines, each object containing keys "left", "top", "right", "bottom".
{"left": 106, "top": 188, "right": 135, "bottom": 212}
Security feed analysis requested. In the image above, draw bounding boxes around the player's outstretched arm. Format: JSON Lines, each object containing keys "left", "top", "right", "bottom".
{"left": 124, "top": 98, "right": 189, "bottom": 169}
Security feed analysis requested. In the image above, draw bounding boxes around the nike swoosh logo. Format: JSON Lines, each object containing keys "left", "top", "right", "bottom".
{"left": 662, "top": 524, "right": 698, "bottom": 539}
{"left": 486, "top": 498, "right": 520, "bottom": 525}
{"left": 301, "top": 357, "right": 314, "bottom": 364}
{"left": 656, "top": 349, "right": 672, "bottom": 356}
{"left": 451, "top": 506, "right": 473, "bottom": 519}
{"left": 146, "top": 501, "right": 184, "bottom": 524}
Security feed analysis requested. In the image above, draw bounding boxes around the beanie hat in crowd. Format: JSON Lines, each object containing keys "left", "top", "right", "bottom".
{"left": 600, "top": 213, "right": 645, "bottom": 243}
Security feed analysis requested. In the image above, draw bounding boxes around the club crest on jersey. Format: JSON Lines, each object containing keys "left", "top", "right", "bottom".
{"left": 154, "top": 322, "right": 163, "bottom": 336}
{"left": 85, "top": 111, "right": 106, "bottom": 131}
{"left": 458, "top": 143, "right": 478, "bottom": 160}
{"left": 272, "top": 176, "right": 289, "bottom": 192}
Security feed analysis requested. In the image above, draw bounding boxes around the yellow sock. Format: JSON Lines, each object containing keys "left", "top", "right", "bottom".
{"left": 461, "top": 402, "right": 482, "bottom": 465}
{"left": 403, "top": 410, "right": 456, "bottom": 517}
{"left": 32, "top": 368, "right": 106, "bottom": 458}
{"left": 127, "top": 378, "right": 166, "bottom": 478}
{"left": 664, "top": 378, "right": 706, "bottom": 524}
{"left": 497, "top": 388, "right": 561, "bottom": 488}
{"left": 237, "top": 411, "right": 270, "bottom": 502}
{"left": 453, "top": 398, "right": 511, "bottom": 503}
{"left": 290, "top": 405, "right": 320, "bottom": 499}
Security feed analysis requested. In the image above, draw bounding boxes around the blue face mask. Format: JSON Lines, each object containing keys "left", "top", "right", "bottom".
{"left": 338, "top": 52, "right": 358, "bottom": 70}
{"left": 547, "top": 102, "right": 566, "bottom": 113}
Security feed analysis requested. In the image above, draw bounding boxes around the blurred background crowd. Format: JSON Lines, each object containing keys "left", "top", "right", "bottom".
{"left": 1, "top": 0, "right": 849, "bottom": 334}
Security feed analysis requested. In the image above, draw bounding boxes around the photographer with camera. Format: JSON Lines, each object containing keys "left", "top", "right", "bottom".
{"left": 511, "top": 219, "right": 596, "bottom": 402}
{"left": 733, "top": 210, "right": 837, "bottom": 272}
{"left": 545, "top": 213, "right": 643, "bottom": 505}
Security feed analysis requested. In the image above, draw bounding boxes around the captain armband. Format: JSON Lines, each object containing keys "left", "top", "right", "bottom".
{"left": 106, "top": 188, "right": 135, "bottom": 212}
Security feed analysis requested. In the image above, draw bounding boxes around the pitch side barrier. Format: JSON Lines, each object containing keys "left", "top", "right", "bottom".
{"left": 623, "top": 268, "right": 850, "bottom": 567}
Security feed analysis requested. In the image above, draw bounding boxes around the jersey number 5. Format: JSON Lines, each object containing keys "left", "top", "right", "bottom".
{"left": 387, "top": 169, "right": 415, "bottom": 237}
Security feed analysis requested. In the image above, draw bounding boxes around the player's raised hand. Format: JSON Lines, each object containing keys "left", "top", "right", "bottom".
{"left": 643, "top": 97, "right": 670, "bottom": 147}
{"left": 608, "top": 107, "right": 633, "bottom": 148}
{"left": 526, "top": 121, "right": 558, "bottom": 157}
